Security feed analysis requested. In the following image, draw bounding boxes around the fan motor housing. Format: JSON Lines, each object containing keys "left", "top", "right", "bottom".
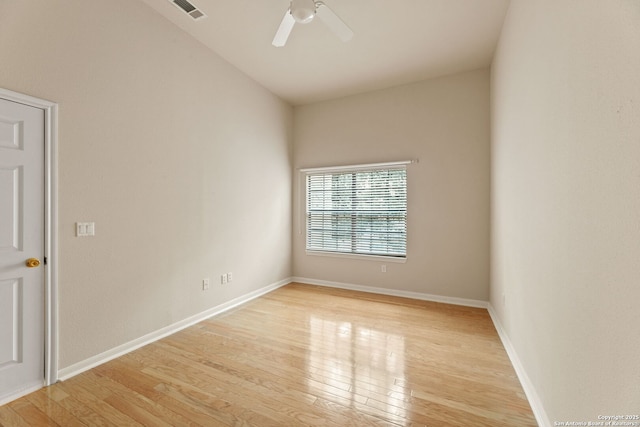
{"left": 291, "top": 0, "right": 316, "bottom": 23}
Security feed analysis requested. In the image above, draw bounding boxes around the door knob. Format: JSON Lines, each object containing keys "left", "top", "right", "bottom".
{"left": 25, "top": 258, "right": 41, "bottom": 268}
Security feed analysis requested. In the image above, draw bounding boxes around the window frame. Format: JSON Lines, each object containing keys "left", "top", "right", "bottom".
{"left": 301, "top": 161, "right": 409, "bottom": 262}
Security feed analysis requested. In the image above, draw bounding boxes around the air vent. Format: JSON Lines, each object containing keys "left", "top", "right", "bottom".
{"left": 170, "top": 0, "right": 207, "bottom": 21}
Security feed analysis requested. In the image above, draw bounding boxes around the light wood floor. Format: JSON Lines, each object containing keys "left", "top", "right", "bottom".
{"left": 0, "top": 283, "right": 537, "bottom": 426}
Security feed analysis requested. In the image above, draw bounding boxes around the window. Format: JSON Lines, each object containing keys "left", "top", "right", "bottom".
{"left": 305, "top": 163, "right": 407, "bottom": 259}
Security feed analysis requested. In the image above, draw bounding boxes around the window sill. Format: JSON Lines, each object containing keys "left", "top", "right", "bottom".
{"left": 305, "top": 250, "right": 407, "bottom": 263}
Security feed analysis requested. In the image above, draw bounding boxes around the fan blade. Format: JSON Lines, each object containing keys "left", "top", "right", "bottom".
{"left": 272, "top": 10, "right": 296, "bottom": 47}
{"left": 316, "top": 2, "right": 353, "bottom": 42}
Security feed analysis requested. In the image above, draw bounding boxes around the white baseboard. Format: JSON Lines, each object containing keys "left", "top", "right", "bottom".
{"left": 487, "top": 304, "right": 550, "bottom": 427}
{"left": 292, "top": 277, "right": 488, "bottom": 308}
{"left": 57, "top": 277, "right": 291, "bottom": 381}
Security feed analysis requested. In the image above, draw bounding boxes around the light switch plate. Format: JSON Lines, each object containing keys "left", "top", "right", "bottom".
{"left": 76, "top": 222, "right": 95, "bottom": 237}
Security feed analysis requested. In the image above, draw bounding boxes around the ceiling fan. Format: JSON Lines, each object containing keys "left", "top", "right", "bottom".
{"left": 272, "top": 0, "right": 354, "bottom": 47}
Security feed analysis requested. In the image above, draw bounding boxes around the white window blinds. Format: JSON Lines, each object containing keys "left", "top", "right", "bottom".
{"left": 305, "top": 165, "right": 407, "bottom": 258}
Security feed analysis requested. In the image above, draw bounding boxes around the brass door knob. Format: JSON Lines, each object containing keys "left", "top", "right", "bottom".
{"left": 26, "top": 258, "right": 41, "bottom": 268}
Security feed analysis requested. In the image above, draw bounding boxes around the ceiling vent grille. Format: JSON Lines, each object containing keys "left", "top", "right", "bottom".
{"left": 170, "top": 0, "right": 207, "bottom": 21}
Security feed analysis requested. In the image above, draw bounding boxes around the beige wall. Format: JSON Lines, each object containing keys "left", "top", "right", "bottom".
{"left": 491, "top": 0, "right": 640, "bottom": 423}
{"left": 0, "top": 0, "right": 292, "bottom": 369}
{"left": 293, "top": 69, "right": 491, "bottom": 301}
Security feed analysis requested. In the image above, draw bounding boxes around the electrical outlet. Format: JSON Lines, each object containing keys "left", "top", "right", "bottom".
{"left": 381, "top": 265, "right": 387, "bottom": 273}
{"left": 221, "top": 274, "right": 228, "bottom": 285}
{"left": 202, "top": 278, "right": 210, "bottom": 290}
{"left": 227, "top": 272, "right": 233, "bottom": 282}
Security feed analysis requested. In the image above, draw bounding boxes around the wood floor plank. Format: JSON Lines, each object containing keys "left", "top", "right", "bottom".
{"left": 0, "top": 283, "right": 537, "bottom": 426}
{"left": 24, "top": 390, "right": 88, "bottom": 427}
{"left": 152, "top": 343, "right": 370, "bottom": 426}
{"left": 139, "top": 354, "right": 336, "bottom": 427}
{"left": 55, "top": 377, "right": 144, "bottom": 427}
{"left": 0, "top": 405, "right": 32, "bottom": 427}
{"left": 81, "top": 370, "right": 198, "bottom": 427}
{"left": 8, "top": 398, "right": 62, "bottom": 427}
{"left": 78, "top": 372, "right": 175, "bottom": 427}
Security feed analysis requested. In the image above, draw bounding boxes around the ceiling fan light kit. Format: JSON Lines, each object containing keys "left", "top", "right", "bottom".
{"left": 291, "top": 0, "right": 316, "bottom": 23}
{"left": 272, "top": 0, "right": 354, "bottom": 47}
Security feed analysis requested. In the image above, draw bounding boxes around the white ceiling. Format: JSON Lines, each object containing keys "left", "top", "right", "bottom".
{"left": 138, "top": 0, "right": 510, "bottom": 105}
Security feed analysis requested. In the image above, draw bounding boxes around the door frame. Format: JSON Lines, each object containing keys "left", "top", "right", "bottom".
{"left": 0, "top": 87, "right": 59, "bottom": 387}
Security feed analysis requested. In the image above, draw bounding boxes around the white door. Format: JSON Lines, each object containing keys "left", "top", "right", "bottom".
{"left": 0, "top": 98, "right": 45, "bottom": 402}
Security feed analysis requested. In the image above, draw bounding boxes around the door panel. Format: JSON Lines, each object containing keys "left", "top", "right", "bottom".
{"left": 0, "top": 98, "right": 44, "bottom": 401}
{"left": 0, "top": 116, "right": 23, "bottom": 150}
{"left": 0, "top": 166, "right": 22, "bottom": 251}
{"left": 0, "top": 278, "right": 22, "bottom": 368}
